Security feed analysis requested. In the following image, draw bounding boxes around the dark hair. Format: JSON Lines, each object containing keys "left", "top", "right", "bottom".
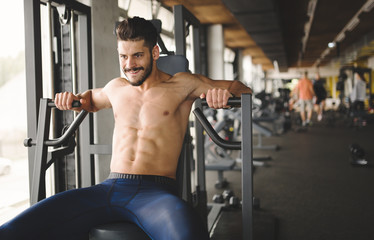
{"left": 116, "top": 17, "right": 157, "bottom": 50}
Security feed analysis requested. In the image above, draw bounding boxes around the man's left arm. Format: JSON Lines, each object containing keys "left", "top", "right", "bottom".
{"left": 189, "top": 73, "right": 252, "bottom": 109}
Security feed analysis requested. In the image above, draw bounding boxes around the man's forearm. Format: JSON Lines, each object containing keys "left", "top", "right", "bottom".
{"left": 229, "top": 80, "right": 252, "bottom": 97}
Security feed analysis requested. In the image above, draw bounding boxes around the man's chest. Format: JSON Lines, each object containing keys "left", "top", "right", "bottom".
{"left": 109, "top": 86, "right": 189, "bottom": 127}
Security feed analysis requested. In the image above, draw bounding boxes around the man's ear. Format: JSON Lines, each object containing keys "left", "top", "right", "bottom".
{"left": 152, "top": 45, "right": 160, "bottom": 60}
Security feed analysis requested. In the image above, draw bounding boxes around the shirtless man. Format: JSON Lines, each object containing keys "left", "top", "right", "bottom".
{"left": 0, "top": 17, "right": 251, "bottom": 240}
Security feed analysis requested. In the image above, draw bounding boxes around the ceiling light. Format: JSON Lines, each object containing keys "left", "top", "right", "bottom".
{"left": 346, "top": 17, "right": 360, "bottom": 31}
{"left": 336, "top": 32, "right": 346, "bottom": 42}
{"left": 363, "top": 0, "right": 374, "bottom": 12}
{"left": 328, "top": 42, "right": 336, "bottom": 48}
{"left": 307, "top": 0, "right": 318, "bottom": 16}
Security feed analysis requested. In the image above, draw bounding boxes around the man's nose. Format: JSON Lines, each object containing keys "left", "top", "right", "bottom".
{"left": 126, "top": 57, "right": 136, "bottom": 68}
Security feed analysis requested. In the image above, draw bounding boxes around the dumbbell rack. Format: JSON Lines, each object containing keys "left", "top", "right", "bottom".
{"left": 193, "top": 93, "right": 254, "bottom": 240}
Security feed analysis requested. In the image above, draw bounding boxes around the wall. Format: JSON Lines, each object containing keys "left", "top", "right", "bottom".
{"left": 78, "top": 0, "right": 119, "bottom": 182}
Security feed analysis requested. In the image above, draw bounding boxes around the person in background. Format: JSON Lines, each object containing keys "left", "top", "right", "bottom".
{"left": 313, "top": 72, "right": 327, "bottom": 121}
{"left": 294, "top": 71, "right": 315, "bottom": 127}
{"left": 350, "top": 71, "right": 367, "bottom": 121}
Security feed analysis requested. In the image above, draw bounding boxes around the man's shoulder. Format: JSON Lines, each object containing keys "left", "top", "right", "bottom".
{"left": 172, "top": 71, "right": 194, "bottom": 79}
{"left": 171, "top": 72, "right": 206, "bottom": 84}
{"left": 163, "top": 72, "right": 198, "bottom": 85}
{"left": 301, "top": 78, "right": 312, "bottom": 84}
{"left": 107, "top": 77, "right": 129, "bottom": 86}
{"left": 102, "top": 77, "right": 129, "bottom": 93}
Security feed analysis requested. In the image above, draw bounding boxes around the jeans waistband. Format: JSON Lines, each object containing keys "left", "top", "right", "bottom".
{"left": 108, "top": 172, "right": 177, "bottom": 186}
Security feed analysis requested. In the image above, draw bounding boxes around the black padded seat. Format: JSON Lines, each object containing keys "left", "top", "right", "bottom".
{"left": 89, "top": 222, "right": 150, "bottom": 240}
{"left": 156, "top": 55, "right": 189, "bottom": 75}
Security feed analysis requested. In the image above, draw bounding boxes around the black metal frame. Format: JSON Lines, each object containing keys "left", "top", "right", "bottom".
{"left": 193, "top": 94, "right": 254, "bottom": 240}
{"left": 24, "top": 0, "right": 43, "bottom": 195}
{"left": 24, "top": 2, "right": 254, "bottom": 238}
{"left": 24, "top": 99, "right": 88, "bottom": 204}
{"left": 24, "top": 0, "right": 93, "bottom": 203}
{"left": 173, "top": 5, "right": 202, "bottom": 74}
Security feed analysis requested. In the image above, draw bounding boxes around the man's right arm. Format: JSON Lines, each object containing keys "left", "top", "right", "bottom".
{"left": 54, "top": 88, "right": 111, "bottom": 112}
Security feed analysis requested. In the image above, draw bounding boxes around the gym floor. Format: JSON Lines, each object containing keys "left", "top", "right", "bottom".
{"left": 205, "top": 116, "right": 374, "bottom": 240}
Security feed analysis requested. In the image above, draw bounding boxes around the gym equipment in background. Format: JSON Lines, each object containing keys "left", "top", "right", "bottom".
{"left": 349, "top": 143, "right": 369, "bottom": 166}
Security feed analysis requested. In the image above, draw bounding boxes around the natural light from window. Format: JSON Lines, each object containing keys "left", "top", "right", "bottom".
{"left": 0, "top": 0, "right": 29, "bottom": 225}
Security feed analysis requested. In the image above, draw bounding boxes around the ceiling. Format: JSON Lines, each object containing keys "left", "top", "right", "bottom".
{"left": 160, "top": 0, "right": 374, "bottom": 71}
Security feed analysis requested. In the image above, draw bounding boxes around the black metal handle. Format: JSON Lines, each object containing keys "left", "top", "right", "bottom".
{"left": 193, "top": 108, "right": 241, "bottom": 150}
{"left": 24, "top": 100, "right": 87, "bottom": 147}
{"left": 48, "top": 100, "right": 82, "bottom": 108}
{"left": 200, "top": 97, "right": 242, "bottom": 108}
{"left": 44, "top": 110, "right": 88, "bottom": 146}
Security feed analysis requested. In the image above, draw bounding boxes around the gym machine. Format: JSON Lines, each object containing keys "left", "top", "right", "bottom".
{"left": 24, "top": 1, "right": 256, "bottom": 239}
{"left": 24, "top": 95, "right": 254, "bottom": 240}
{"left": 203, "top": 107, "right": 271, "bottom": 189}
{"left": 252, "top": 91, "right": 281, "bottom": 150}
{"left": 338, "top": 66, "right": 372, "bottom": 105}
{"left": 24, "top": 100, "right": 85, "bottom": 204}
{"left": 193, "top": 95, "right": 254, "bottom": 240}
{"left": 23, "top": 4, "right": 197, "bottom": 238}
{"left": 203, "top": 108, "right": 242, "bottom": 189}
{"left": 24, "top": 0, "right": 93, "bottom": 203}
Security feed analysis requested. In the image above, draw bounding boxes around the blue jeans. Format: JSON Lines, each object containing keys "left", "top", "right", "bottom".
{"left": 0, "top": 173, "right": 209, "bottom": 240}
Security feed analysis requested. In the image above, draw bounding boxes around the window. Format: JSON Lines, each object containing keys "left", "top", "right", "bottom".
{"left": 0, "top": 0, "right": 29, "bottom": 225}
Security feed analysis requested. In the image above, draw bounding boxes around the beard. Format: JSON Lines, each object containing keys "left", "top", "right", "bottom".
{"left": 122, "top": 55, "right": 153, "bottom": 87}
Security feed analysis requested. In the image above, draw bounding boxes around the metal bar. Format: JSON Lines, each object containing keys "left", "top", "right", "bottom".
{"left": 193, "top": 24, "right": 201, "bottom": 74}
{"left": 193, "top": 108, "right": 241, "bottom": 150}
{"left": 24, "top": 0, "right": 43, "bottom": 202}
{"left": 44, "top": 110, "right": 88, "bottom": 146}
{"left": 77, "top": 12, "right": 95, "bottom": 187}
{"left": 30, "top": 99, "right": 51, "bottom": 205}
{"left": 178, "top": 128, "right": 192, "bottom": 203}
{"left": 67, "top": 10, "right": 79, "bottom": 189}
{"left": 47, "top": 101, "right": 81, "bottom": 108}
{"left": 241, "top": 93, "right": 253, "bottom": 240}
{"left": 173, "top": 5, "right": 201, "bottom": 65}
{"left": 70, "top": 10, "right": 77, "bottom": 95}
{"left": 173, "top": 5, "right": 186, "bottom": 56}
{"left": 200, "top": 97, "right": 242, "bottom": 107}
{"left": 194, "top": 99, "right": 206, "bottom": 192}
{"left": 47, "top": 1, "right": 55, "bottom": 98}
{"left": 46, "top": 2, "right": 57, "bottom": 194}
{"left": 194, "top": 99, "right": 208, "bottom": 229}
{"left": 175, "top": 4, "right": 200, "bottom": 26}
